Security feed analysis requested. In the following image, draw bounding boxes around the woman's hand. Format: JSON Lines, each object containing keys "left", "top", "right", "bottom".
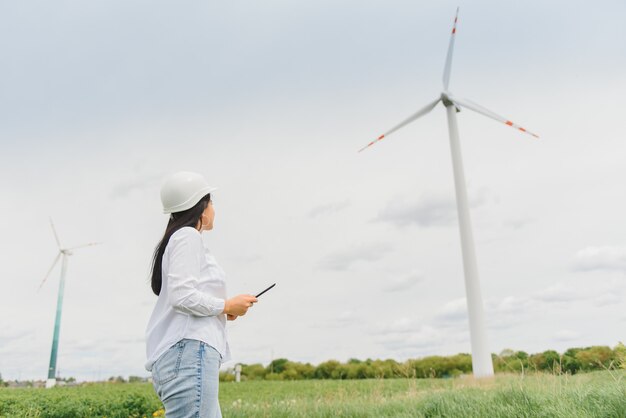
{"left": 227, "top": 314, "right": 237, "bottom": 321}
{"left": 223, "top": 294, "right": 258, "bottom": 317}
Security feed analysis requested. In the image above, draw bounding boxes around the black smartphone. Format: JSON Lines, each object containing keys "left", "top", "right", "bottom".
{"left": 255, "top": 283, "right": 276, "bottom": 298}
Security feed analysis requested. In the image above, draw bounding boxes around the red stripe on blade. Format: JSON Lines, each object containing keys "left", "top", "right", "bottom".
{"left": 505, "top": 121, "right": 513, "bottom": 126}
{"left": 378, "top": 135, "right": 385, "bottom": 140}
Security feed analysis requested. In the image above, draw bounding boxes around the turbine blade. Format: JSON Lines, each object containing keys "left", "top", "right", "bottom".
{"left": 442, "top": 7, "right": 460, "bottom": 90}
{"left": 450, "top": 95, "right": 539, "bottom": 138}
{"left": 359, "top": 98, "right": 441, "bottom": 152}
{"left": 67, "top": 242, "right": 102, "bottom": 251}
{"left": 38, "top": 253, "right": 62, "bottom": 291}
{"left": 49, "top": 218, "right": 62, "bottom": 249}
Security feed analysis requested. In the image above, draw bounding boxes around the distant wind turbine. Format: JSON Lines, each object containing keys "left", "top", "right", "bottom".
{"left": 359, "top": 8, "right": 539, "bottom": 378}
{"left": 39, "top": 218, "right": 100, "bottom": 388}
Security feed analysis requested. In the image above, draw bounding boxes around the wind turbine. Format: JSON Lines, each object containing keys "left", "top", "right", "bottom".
{"left": 39, "top": 218, "right": 100, "bottom": 388}
{"left": 359, "top": 8, "right": 538, "bottom": 378}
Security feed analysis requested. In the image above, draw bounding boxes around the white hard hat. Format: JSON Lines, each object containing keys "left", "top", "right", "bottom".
{"left": 160, "top": 171, "right": 217, "bottom": 214}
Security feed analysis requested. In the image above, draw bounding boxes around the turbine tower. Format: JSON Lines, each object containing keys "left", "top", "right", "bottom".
{"left": 39, "top": 218, "right": 100, "bottom": 388}
{"left": 359, "top": 8, "right": 538, "bottom": 378}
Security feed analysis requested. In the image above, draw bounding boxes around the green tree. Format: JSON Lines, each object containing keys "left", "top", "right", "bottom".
{"left": 575, "top": 346, "right": 615, "bottom": 371}
{"left": 219, "top": 371, "right": 235, "bottom": 382}
{"left": 242, "top": 363, "right": 267, "bottom": 380}
{"left": 290, "top": 362, "right": 315, "bottom": 379}
{"left": 268, "top": 358, "right": 289, "bottom": 374}
{"left": 533, "top": 350, "right": 561, "bottom": 372}
{"left": 494, "top": 350, "right": 528, "bottom": 373}
{"left": 281, "top": 365, "right": 300, "bottom": 380}
{"left": 314, "top": 360, "right": 341, "bottom": 379}
{"left": 499, "top": 349, "right": 516, "bottom": 357}
{"left": 614, "top": 342, "right": 626, "bottom": 370}
{"left": 345, "top": 362, "right": 372, "bottom": 379}
{"left": 370, "top": 359, "right": 400, "bottom": 378}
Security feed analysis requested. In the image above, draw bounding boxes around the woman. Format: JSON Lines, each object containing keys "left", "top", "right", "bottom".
{"left": 145, "top": 171, "right": 257, "bottom": 417}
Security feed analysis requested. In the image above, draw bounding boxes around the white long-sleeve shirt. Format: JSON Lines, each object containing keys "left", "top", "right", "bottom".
{"left": 145, "top": 227, "right": 231, "bottom": 371}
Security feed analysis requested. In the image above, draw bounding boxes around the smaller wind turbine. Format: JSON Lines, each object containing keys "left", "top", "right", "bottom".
{"left": 39, "top": 218, "right": 100, "bottom": 388}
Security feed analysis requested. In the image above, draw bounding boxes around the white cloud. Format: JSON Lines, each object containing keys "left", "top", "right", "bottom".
{"left": 308, "top": 200, "right": 351, "bottom": 218}
{"left": 468, "top": 187, "right": 498, "bottom": 208}
{"left": 109, "top": 173, "right": 161, "bottom": 199}
{"left": 0, "top": 329, "right": 34, "bottom": 353}
{"left": 326, "top": 311, "right": 360, "bottom": 327}
{"left": 375, "top": 325, "right": 445, "bottom": 351}
{"left": 371, "top": 317, "right": 422, "bottom": 335}
{"left": 318, "top": 243, "right": 392, "bottom": 271}
{"left": 382, "top": 271, "right": 424, "bottom": 292}
{"left": 488, "top": 296, "right": 534, "bottom": 315}
{"left": 484, "top": 296, "right": 537, "bottom": 330}
{"left": 554, "top": 330, "right": 580, "bottom": 342}
{"left": 434, "top": 298, "right": 468, "bottom": 323}
{"left": 574, "top": 246, "right": 626, "bottom": 272}
{"left": 532, "top": 283, "right": 586, "bottom": 303}
{"left": 376, "top": 189, "right": 493, "bottom": 228}
{"left": 376, "top": 193, "right": 456, "bottom": 227}
{"left": 591, "top": 292, "right": 622, "bottom": 307}
{"left": 503, "top": 217, "right": 534, "bottom": 230}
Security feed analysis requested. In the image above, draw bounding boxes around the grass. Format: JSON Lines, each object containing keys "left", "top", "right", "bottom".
{"left": 0, "top": 371, "right": 624, "bottom": 417}
{"left": 0, "top": 382, "right": 161, "bottom": 418}
{"left": 219, "top": 372, "right": 626, "bottom": 417}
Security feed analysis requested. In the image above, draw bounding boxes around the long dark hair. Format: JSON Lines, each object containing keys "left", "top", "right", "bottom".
{"left": 150, "top": 193, "right": 211, "bottom": 296}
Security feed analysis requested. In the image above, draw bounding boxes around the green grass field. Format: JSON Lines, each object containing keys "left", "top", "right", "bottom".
{"left": 1, "top": 371, "right": 624, "bottom": 417}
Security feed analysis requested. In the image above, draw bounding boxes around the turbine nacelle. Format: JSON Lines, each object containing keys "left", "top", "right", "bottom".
{"left": 440, "top": 92, "right": 459, "bottom": 112}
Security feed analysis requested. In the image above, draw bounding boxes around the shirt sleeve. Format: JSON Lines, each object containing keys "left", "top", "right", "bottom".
{"left": 166, "top": 228, "right": 225, "bottom": 317}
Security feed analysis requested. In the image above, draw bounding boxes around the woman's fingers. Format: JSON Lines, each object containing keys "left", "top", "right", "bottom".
{"left": 225, "top": 294, "right": 260, "bottom": 316}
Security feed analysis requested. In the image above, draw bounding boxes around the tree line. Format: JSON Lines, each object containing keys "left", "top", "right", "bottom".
{"left": 1, "top": 344, "right": 622, "bottom": 385}
{"left": 220, "top": 343, "right": 626, "bottom": 381}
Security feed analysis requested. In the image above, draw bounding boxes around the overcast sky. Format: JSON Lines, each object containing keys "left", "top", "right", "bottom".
{"left": 1, "top": 0, "right": 625, "bottom": 382}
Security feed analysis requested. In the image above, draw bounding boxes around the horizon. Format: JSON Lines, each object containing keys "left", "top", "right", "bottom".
{"left": 4, "top": 342, "right": 622, "bottom": 383}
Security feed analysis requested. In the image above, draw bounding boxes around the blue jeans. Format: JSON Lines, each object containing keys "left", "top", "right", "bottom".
{"left": 152, "top": 339, "right": 223, "bottom": 418}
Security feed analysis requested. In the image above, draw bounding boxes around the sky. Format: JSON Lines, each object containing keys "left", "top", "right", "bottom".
{"left": 1, "top": 0, "right": 625, "bottom": 382}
